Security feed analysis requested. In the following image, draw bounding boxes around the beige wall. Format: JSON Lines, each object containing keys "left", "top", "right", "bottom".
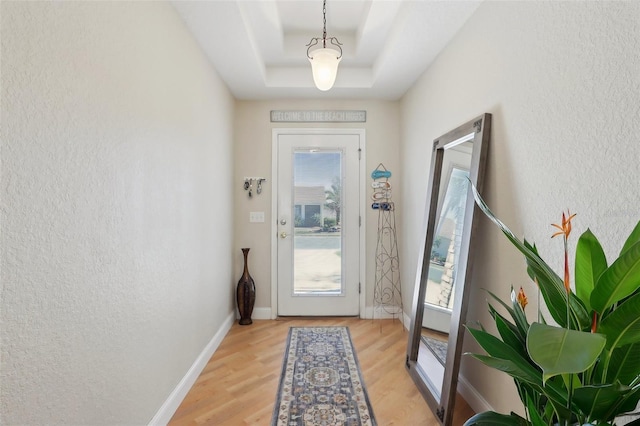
{"left": 1, "top": 2, "right": 235, "bottom": 424}
{"left": 234, "top": 100, "right": 400, "bottom": 317}
{"left": 401, "top": 0, "right": 640, "bottom": 415}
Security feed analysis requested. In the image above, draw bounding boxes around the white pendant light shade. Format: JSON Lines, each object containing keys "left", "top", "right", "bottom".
{"left": 308, "top": 48, "right": 341, "bottom": 91}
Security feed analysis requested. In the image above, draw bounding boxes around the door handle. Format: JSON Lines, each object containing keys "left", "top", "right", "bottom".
{"left": 280, "top": 232, "right": 288, "bottom": 239}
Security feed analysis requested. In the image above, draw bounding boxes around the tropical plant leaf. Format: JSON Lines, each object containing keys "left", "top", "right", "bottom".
{"left": 515, "top": 380, "right": 537, "bottom": 414}
{"left": 575, "top": 228, "right": 608, "bottom": 312}
{"left": 620, "top": 220, "right": 640, "bottom": 256}
{"left": 602, "top": 386, "right": 640, "bottom": 422}
{"left": 600, "top": 343, "right": 640, "bottom": 385}
{"left": 567, "top": 291, "right": 591, "bottom": 331}
{"left": 598, "top": 293, "right": 640, "bottom": 349}
{"left": 467, "top": 356, "right": 571, "bottom": 414}
{"left": 522, "top": 238, "right": 575, "bottom": 328}
{"left": 526, "top": 323, "right": 606, "bottom": 383}
{"left": 464, "top": 411, "right": 531, "bottom": 426}
{"left": 471, "top": 185, "right": 589, "bottom": 330}
{"left": 465, "top": 325, "right": 547, "bottom": 388}
{"left": 522, "top": 237, "right": 591, "bottom": 330}
{"left": 467, "top": 354, "right": 540, "bottom": 385}
{"left": 572, "top": 382, "right": 632, "bottom": 422}
{"left": 493, "top": 309, "right": 529, "bottom": 359}
{"left": 466, "top": 326, "right": 543, "bottom": 383}
{"left": 487, "top": 290, "right": 529, "bottom": 339}
{"left": 520, "top": 381, "right": 561, "bottom": 424}
{"left": 591, "top": 241, "right": 640, "bottom": 314}
{"left": 466, "top": 329, "right": 573, "bottom": 411}
{"left": 525, "top": 393, "right": 548, "bottom": 426}
{"left": 541, "top": 378, "right": 576, "bottom": 423}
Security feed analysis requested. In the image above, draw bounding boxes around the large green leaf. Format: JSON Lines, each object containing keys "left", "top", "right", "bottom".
{"left": 572, "top": 382, "right": 632, "bottom": 422}
{"left": 620, "top": 220, "right": 640, "bottom": 256}
{"left": 464, "top": 411, "right": 531, "bottom": 426}
{"left": 575, "top": 229, "right": 608, "bottom": 312}
{"left": 601, "top": 343, "right": 640, "bottom": 385}
{"left": 466, "top": 327, "right": 542, "bottom": 384}
{"left": 467, "top": 354, "right": 541, "bottom": 385}
{"left": 493, "top": 310, "right": 529, "bottom": 359}
{"left": 527, "top": 323, "right": 606, "bottom": 383}
{"left": 591, "top": 241, "right": 640, "bottom": 314}
{"left": 598, "top": 293, "right": 640, "bottom": 348}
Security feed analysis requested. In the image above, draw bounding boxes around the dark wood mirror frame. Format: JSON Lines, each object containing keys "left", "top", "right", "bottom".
{"left": 406, "top": 113, "right": 491, "bottom": 425}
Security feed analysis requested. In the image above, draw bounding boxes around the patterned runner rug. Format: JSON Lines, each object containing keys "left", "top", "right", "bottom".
{"left": 271, "top": 326, "right": 377, "bottom": 426}
{"left": 421, "top": 335, "right": 448, "bottom": 366}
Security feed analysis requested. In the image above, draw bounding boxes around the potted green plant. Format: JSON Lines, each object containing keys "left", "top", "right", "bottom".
{"left": 464, "top": 185, "right": 640, "bottom": 426}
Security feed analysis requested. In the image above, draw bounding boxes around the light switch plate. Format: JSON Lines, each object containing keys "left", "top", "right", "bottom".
{"left": 249, "top": 211, "right": 265, "bottom": 223}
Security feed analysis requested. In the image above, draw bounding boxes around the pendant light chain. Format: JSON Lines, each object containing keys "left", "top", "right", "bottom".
{"left": 322, "top": 0, "right": 327, "bottom": 48}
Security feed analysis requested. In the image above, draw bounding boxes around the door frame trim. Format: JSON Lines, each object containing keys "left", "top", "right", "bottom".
{"left": 271, "top": 128, "right": 366, "bottom": 319}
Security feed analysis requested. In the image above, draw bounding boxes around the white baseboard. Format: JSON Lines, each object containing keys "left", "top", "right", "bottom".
{"left": 149, "top": 312, "right": 235, "bottom": 426}
{"left": 251, "top": 307, "right": 272, "bottom": 320}
{"left": 457, "top": 373, "right": 493, "bottom": 414}
{"left": 366, "top": 305, "right": 405, "bottom": 319}
{"left": 232, "top": 307, "right": 272, "bottom": 320}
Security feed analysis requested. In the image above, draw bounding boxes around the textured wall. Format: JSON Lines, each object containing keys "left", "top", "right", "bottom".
{"left": 234, "top": 100, "right": 400, "bottom": 317}
{"left": 1, "top": 2, "right": 234, "bottom": 424}
{"left": 401, "top": 0, "right": 640, "bottom": 415}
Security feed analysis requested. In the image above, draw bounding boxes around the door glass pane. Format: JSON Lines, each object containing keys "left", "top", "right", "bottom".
{"left": 292, "top": 149, "right": 343, "bottom": 295}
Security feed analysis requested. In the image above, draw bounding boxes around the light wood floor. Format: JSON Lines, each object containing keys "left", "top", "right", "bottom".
{"left": 169, "top": 317, "right": 474, "bottom": 425}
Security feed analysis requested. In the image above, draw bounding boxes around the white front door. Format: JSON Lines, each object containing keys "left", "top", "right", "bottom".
{"left": 273, "top": 129, "right": 363, "bottom": 316}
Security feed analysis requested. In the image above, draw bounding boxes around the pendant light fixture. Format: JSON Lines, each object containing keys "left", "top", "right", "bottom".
{"left": 306, "top": 0, "right": 343, "bottom": 91}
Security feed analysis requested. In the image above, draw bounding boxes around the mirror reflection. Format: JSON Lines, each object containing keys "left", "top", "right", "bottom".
{"left": 418, "top": 140, "right": 473, "bottom": 398}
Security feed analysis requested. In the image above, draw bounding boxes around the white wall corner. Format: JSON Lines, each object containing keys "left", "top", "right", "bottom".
{"left": 404, "top": 311, "right": 412, "bottom": 331}
{"left": 457, "top": 374, "right": 493, "bottom": 415}
{"left": 149, "top": 312, "right": 235, "bottom": 425}
{"left": 360, "top": 307, "right": 410, "bottom": 330}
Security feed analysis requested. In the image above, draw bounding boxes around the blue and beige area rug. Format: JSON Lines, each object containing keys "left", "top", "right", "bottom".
{"left": 271, "top": 327, "right": 377, "bottom": 426}
{"left": 421, "top": 335, "right": 448, "bottom": 366}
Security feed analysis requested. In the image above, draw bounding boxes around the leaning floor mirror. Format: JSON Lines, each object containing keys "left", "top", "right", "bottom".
{"left": 406, "top": 113, "right": 491, "bottom": 425}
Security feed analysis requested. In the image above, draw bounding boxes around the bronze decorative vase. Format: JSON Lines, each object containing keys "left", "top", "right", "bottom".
{"left": 236, "top": 248, "right": 256, "bottom": 325}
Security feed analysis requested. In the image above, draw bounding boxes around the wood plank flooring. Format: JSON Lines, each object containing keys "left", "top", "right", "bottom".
{"left": 169, "top": 318, "right": 474, "bottom": 425}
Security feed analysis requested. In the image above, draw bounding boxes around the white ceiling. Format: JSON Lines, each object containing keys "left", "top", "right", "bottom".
{"left": 171, "top": 0, "right": 482, "bottom": 100}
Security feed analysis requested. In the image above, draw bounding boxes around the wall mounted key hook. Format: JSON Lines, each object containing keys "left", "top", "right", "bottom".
{"left": 257, "top": 178, "right": 265, "bottom": 195}
{"left": 243, "top": 177, "right": 266, "bottom": 198}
